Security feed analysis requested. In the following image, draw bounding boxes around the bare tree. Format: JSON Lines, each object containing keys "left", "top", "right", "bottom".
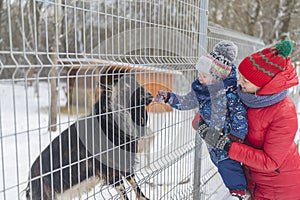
{"left": 267, "top": 0, "right": 296, "bottom": 43}
{"left": 49, "top": 0, "right": 62, "bottom": 132}
{"left": 209, "top": 0, "right": 300, "bottom": 59}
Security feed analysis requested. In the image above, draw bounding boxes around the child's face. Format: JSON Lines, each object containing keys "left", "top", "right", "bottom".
{"left": 198, "top": 71, "right": 213, "bottom": 85}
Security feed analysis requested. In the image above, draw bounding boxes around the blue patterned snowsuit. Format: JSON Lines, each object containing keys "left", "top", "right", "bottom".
{"left": 167, "top": 64, "right": 248, "bottom": 191}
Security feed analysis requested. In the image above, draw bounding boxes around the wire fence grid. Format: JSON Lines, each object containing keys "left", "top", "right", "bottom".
{"left": 0, "top": 0, "right": 267, "bottom": 200}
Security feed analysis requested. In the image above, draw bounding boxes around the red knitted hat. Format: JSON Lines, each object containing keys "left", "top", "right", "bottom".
{"left": 238, "top": 40, "right": 293, "bottom": 87}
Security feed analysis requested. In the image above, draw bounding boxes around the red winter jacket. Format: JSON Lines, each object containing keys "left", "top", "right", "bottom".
{"left": 229, "top": 61, "right": 300, "bottom": 200}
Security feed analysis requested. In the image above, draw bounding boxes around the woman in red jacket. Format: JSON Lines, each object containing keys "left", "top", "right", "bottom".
{"left": 199, "top": 40, "right": 300, "bottom": 200}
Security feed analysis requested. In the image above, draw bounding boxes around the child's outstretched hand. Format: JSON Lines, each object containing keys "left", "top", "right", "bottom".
{"left": 155, "top": 90, "right": 170, "bottom": 103}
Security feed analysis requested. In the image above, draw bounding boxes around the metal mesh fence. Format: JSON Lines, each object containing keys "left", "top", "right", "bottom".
{"left": 0, "top": 0, "right": 266, "bottom": 200}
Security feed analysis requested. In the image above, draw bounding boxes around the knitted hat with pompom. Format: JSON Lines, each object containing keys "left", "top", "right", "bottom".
{"left": 208, "top": 40, "right": 238, "bottom": 80}
{"left": 238, "top": 40, "right": 293, "bottom": 87}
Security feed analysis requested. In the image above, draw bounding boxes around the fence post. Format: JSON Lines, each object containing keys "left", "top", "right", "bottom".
{"left": 193, "top": 0, "right": 209, "bottom": 199}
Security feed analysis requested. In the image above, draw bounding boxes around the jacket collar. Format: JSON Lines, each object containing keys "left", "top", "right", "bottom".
{"left": 257, "top": 61, "right": 298, "bottom": 95}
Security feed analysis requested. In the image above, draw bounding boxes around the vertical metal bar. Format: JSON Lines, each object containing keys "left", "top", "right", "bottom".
{"left": 193, "top": 0, "right": 209, "bottom": 199}
{"left": 7, "top": 0, "right": 21, "bottom": 198}
{"left": 0, "top": 90, "right": 6, "bottom": 200}
{"left": 20, "top": 0, "right": 32, "bottom": 198}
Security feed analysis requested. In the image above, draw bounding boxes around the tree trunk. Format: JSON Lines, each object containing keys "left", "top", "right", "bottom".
{"left": 279, "top": 0, "right": 295, "bottom": 40}
{"left": 48, "top": 0, "right": 62, "bottom": 132}
{"left": 0, "top": 0, "right": 2, "bottom": 36}
{"left": 49, "top": 56, "right": 58, "bottom": 132}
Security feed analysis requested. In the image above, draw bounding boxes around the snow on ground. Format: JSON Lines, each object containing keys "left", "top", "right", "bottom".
{"left": 0, "top": 82, "right": 74, "bottom": 200}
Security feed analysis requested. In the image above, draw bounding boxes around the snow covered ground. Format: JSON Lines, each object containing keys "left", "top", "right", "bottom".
{"left": 0, "top": 82, "right": 229, "bottom": 200}
{"left": 0, "top": 82, "right": 72, "bottom": 200}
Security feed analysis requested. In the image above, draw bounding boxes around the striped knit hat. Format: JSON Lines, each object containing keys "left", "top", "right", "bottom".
{"left": 208, "top": 40, "right": 238, "bottom": 80}
{"left": 238, "top": 40, "right": 293, "bottom": 87}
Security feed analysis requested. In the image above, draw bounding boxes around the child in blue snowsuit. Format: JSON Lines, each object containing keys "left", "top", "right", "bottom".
{"left": 156, "top": 41, "right": 248, "bottom": 199}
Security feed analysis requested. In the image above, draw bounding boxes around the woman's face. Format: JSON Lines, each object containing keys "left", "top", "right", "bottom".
{"left": 237, "top": 73, "right": 261, "bottom": 94}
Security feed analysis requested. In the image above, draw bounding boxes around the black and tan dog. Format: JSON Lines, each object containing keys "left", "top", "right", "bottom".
{"left": 25, "top": 75, "right": 153, "bottom": 200}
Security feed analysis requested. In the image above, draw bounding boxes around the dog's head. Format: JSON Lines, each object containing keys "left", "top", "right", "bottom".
{"left": 112, "top": 74, "right": 153, "bottom": 109}
{"left": 129, "top": 81, "right": 153, "bottom": 109}
{"left": 92, "top": 74, "right": 153, "bottom": 137}
{"left": 111, "top": 74, "right": 153, "bottom": 133}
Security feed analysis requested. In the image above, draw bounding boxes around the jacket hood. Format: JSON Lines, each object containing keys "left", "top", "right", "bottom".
{"left": 257, "top": 60, "right": 299, "bottom": 95}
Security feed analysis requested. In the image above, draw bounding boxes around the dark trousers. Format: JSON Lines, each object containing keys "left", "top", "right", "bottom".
{"left": 211, "top": 158, "right": 246, "bottom": 191}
